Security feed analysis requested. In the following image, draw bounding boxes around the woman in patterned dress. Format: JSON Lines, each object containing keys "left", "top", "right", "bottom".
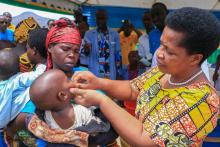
{"left": 71, "top": 7, "right": 220, "bottom": 147}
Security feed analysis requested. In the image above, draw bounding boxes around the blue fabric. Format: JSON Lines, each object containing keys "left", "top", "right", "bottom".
{"left": 149, "top": 27, "right": 162, "bottom": 55}
{"left": 0, "top": 65, "right": 45, "bottom": 128}
{"left": 72, "top": 66, "right": 88, "bottom": 72}
{"left": 0, "top": 132, "right": 7, "bottom": 147}
{"left": 121, "top": 65, "right": 128, "bottom": 80}
{"left": 36, "top": 139, "right": 47, "bottom": 147}
{"left": 84, "top": 28, "right": 121, "bottom": 80}
{"left": 20, "top": 100, "right": 36, "bottom": 113}
{"left": 0, "top": 29, "right": 14, "bottom": 42}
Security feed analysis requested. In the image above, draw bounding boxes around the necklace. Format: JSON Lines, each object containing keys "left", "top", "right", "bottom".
{"left": 168, "top": 70, "right": 203, "bottom": 86}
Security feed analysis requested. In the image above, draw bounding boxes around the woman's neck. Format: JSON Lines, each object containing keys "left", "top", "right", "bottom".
{"left": 169, "top": 67, "right": 202, "bottom": 84}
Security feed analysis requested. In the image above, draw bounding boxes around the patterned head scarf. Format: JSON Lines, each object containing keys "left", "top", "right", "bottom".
{"left": 45, "top": 19, "right": 81, "bottom": 70}
{"left": 14, "top": 17, "right": 40, "bottom": 43}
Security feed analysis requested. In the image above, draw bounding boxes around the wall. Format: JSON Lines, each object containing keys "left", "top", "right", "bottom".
{"left": 83, "top": 5, "right": 220, "bottom": 29}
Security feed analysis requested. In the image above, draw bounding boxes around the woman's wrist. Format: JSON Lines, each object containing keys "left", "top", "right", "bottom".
{"left": 96, "top": 77, "right": 106, "bottom": 90}
{"left": 98, "top": 95, "right": 110, "bottom": 107}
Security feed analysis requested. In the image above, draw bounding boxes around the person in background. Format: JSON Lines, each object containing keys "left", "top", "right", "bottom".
{"left": 13, "top": 17, "right": 40, "bottom": 72}
{"left": 130, "top": 24, "right": 142, "bottom": 38}
{"left": 71, "top": 7, "right": 220, "bottom": 146}
{"left": 26, "top": 28, "right": 48, "bottom": 67}
{"left": 0, "top": 15, "right": 14, "bottom": 42}
{"left": 83, "top": 9, "right": 122, "bottom": 80}
{"left": 124, "top": 50, "right": 140, "bottom": 116}
{"left": 3, "top": 12, "right": 15, "bottom": 32}
{"left": 150, "top": 2, "right": 168, "bottom": 67}
{"left": 119, "top": 20, "right": 138, "bottom": 80}
{"left": 78, "top": 21, "right": 90, "bottom": 67}
{"left": 138, "top": 11, "right": 154, "bottom": 74}
{"left": 74, "top": 9, "right": 84, "bottom": 26}
{"left": 47, "top": 19, "right": 55, "bottom": 30}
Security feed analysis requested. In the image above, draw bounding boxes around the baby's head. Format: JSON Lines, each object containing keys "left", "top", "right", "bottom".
{"left": 0, "top": 48, "right": 19, "bottom": 80}
{"left": 30, "top": 69, "right": 73, "bottom": 111}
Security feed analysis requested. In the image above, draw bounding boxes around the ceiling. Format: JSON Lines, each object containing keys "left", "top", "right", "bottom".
{"left": 69, "top": 0, "right": 220, "bottom": 10}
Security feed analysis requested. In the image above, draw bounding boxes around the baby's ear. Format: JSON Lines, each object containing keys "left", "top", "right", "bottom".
{"left": 58, "top": 91, "right": 69, "bottom": 101}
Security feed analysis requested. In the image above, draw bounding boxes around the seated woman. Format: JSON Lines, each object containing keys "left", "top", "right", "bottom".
{"left": 7, "top": 19, "right": 117, "bottom": 147}
{"left": 71, "top": 7, "right": 220, "bottom": 146}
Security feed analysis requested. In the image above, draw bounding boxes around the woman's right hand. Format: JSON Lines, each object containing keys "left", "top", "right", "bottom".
{"left": 72, "top": 71, "right": 101, "bottom": 90}
{"left": 70, "top": 88, "right": 107, "bottom": 107}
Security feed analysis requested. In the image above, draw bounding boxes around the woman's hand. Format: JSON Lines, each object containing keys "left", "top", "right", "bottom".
{"left": 70, "top": 88, "right": 107, "bottom": 107}
{"left": 71, "top": 71, "right": 101, "bottom": 90}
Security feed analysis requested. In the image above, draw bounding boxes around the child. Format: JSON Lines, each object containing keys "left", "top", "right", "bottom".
{"left": 29, "top": 69, "right": 117, "bottom": 146}
{"left": 127, "top": 50, "right": 140, "bottom": 80}
{"left": 0, "top": 48, "right": 46, "bottom": 146}
{"left": 30, "top": 69, "right": 109, "bottom": 132}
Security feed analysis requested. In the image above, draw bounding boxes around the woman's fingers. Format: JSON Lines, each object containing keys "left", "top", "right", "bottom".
{"left": 70, "top": 88, "right": 85, "bottom": 96}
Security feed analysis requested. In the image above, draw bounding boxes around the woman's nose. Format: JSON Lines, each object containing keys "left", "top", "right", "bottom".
{"left": 156, "top": 47, "right": 164, "bottom": 59}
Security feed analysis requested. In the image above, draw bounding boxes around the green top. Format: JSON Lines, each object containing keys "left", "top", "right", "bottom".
{"left": 207, "top": 48, "right": 220, "bottom": 64}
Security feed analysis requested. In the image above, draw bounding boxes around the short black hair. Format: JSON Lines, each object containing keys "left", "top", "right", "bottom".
{"left": 165, "top": 7, "right": 220, "bottom": 64}
{"left": 27, "top": 28, "right": 48, "bottom": 58}
{"left": 96, "top": 9, "right": 107, "bottom": 17}
{"left": 152, "top": 2, "right": 168, "bottom": 14}
{"left": 47, "top": 19, "right": 54, "bottom": 26}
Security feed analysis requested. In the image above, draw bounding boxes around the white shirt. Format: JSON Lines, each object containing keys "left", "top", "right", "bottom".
{"left": 138, "top": 34, "right": 152, "bottom": 60}
{"left": 79, "top": 39, "right": 88, "bottom": 65}
{"left": 45, "top": 104, "right": 99, "bottom": 130}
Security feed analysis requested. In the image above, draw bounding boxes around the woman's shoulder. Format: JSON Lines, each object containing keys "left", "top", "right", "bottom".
{"left": 178, "top": 82, "right": 219, "bottom": 109}
{"left": 130, "top": 66, "right": 162, "bottom": 91}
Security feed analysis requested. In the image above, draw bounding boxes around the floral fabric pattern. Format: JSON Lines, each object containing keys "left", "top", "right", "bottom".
{"left": 27, "top": 114, "right": 89, "bottom": 147}
{"left": 131, "top": 67, "right": 219, "bottom": 147}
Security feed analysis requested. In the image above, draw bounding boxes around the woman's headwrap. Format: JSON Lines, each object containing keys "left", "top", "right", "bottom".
{"left": 14, "top": 17, "right": 40, "bottom": 43}
{"left": 45, "top": 19, "right": 81, "bottom": 70}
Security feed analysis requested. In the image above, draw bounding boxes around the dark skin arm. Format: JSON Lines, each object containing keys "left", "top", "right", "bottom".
{"left": 6, "top": 113, "right": 27, "bottom": 137}
{"left": 71, "top": 88, "right": 157, "bottom": 147}
{"left": 72, "top": 71, "right": 139, "bottom": 101}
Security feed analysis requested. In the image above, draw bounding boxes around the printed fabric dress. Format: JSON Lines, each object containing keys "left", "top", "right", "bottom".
{"left": 131, "top": 67, "right": 219, "bottom": 147}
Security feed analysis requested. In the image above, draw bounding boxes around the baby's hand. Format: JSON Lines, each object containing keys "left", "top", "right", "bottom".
{"left": 70, "top": 88, "right": 107, "bottom": 107}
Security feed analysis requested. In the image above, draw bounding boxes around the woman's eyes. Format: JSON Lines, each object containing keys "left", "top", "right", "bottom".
{"left": 62, "top": 48, "right": 69, "bottom": 51}
{"left": 63, "top": 48, "right": 80, "bottom": 54}
{"left": 166, "top": 50, "right": 174, "bottom": 55}
{"left": 164, "top": 47, "right": 174, "bottom": 55}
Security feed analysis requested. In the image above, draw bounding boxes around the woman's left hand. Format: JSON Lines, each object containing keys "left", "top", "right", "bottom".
{"left": 70, "top": 88, "right": 107, "bottom": 107}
